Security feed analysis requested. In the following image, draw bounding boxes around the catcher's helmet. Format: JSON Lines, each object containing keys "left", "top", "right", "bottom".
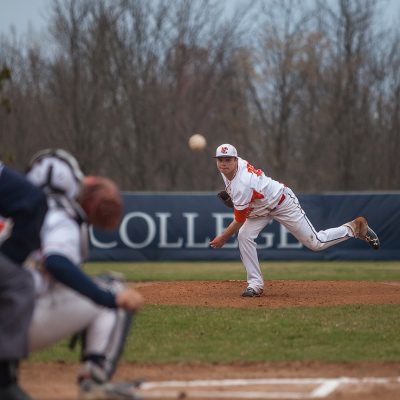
{"left": 26, "top": 149, "right": 84, "bottom": 199}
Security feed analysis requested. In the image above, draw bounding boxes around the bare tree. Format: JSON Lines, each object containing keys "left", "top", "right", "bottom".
{"left": 0, "top": 0, "right": 398, "bottom": 191}
{"left": 245, "top": 0, "right": 314, "bottom": 186}
{"left": 314, "top": 0, "right": 384, "bottom": 190}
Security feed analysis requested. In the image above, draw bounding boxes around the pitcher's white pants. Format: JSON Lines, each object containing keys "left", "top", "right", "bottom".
{"left": 238, "top": 187, "right": 349, "bottom": 292}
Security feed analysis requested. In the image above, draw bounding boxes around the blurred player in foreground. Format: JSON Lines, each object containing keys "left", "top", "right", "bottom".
{"left": 24, "top": 149, "right": 143, "bottom": 400}
{"left": 0, "top": 162, "right": 48, "bottom": 400}
{"left": 210, "top": 144, "right": 380, "bottom": 298}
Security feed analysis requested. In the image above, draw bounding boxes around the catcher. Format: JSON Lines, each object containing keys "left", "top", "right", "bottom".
{"left": 211, "top": 144, "right": 380, "bottom": 297}
{"left": 24, "top": 149, "right": 143, "bottom": 400}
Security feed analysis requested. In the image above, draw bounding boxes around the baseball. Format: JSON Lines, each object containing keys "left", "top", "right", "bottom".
{"left": 188, "top": 134, "right": 207, "bottom": 151}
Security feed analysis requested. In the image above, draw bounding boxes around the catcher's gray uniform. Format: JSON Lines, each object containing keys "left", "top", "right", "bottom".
{"left": 27, "top": 199, "right": 132, "bottom": 382}
{"left": 24, "top": 150, "right": 139, "bottom": 399}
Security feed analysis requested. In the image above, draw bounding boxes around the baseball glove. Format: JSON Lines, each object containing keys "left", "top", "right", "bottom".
{"left": 217, "top": 190, "right": 234, "bottom": 209}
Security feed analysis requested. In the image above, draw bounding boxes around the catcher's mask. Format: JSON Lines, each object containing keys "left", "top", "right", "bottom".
{"left": 26, "top": 148, "right": 84, "bottom": 199}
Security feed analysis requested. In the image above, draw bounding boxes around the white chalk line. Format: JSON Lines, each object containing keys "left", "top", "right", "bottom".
{"left": 310, "top": 380, "right": 342, "bottom": 398}
{"left": 138, "top": 376, "right": 400, "bottom": 399}
{"left": 139, "top": 390, "right": 311, "bottom": 399}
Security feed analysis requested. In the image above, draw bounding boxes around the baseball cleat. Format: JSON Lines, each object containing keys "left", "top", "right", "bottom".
{"left": 79, "top": 379, "right": 143, "bottom": 400}
{"left": 365, "top": 226, "right": 380, "bottom": 250}
{"left": 344, "top": 217, "right": 380, "bottom": 250}
{"left": 241, "top": 287, "right": 263, "bottom": 297}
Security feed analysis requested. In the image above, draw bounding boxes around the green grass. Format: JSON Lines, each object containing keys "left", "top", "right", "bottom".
{"left": 84, "top": 261, "right": 400, "bottom": 282}
{"left": 31, "top": 304, "right": 400, "bottom": 363}
{"left": 29, "top": 261, "right": 400, "bottom": 364}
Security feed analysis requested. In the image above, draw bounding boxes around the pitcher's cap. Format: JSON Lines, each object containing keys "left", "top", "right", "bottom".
{"left": 215, "top": 144, "right": 238, "bottom": 158}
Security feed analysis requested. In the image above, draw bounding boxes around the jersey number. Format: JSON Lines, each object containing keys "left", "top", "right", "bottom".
{"left": 247, "top": 163, "right": 263, "bottom": 177}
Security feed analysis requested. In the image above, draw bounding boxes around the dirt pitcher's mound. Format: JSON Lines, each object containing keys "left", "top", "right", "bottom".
{"left": 133, "top": 280, "right": 400, "bottom": 308}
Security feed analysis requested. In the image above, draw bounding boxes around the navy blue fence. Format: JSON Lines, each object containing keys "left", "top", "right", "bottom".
{"left": 90, "top": 192, "right": 400, "bottom": 261}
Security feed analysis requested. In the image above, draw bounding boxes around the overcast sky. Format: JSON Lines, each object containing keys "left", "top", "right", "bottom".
{"left": 1, "top": 0, "right": 399, "bottom": 37}
{"left": 0, "top": 0, "right": 50, "bottom": 35}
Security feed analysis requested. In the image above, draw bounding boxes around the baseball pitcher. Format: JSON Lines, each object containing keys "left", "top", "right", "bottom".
{"left": 210, "top": 144, "right": 380, "bottom": 297}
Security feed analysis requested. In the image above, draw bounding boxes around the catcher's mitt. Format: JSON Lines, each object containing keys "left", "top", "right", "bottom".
{"left": 217, "top": 190, "right": 234, "bottom": 209}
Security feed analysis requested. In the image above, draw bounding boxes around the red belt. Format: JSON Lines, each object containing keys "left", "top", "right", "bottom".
{"left": 269, "top": 193, "right": 286, "bottom": 211}
{"left": 277, "top": 193, "right": 286, "bottom": 206}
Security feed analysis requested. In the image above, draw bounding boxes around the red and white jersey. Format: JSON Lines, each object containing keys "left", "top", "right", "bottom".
{"left": 222, "top": 157, "right": 284, "bottom": 222}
